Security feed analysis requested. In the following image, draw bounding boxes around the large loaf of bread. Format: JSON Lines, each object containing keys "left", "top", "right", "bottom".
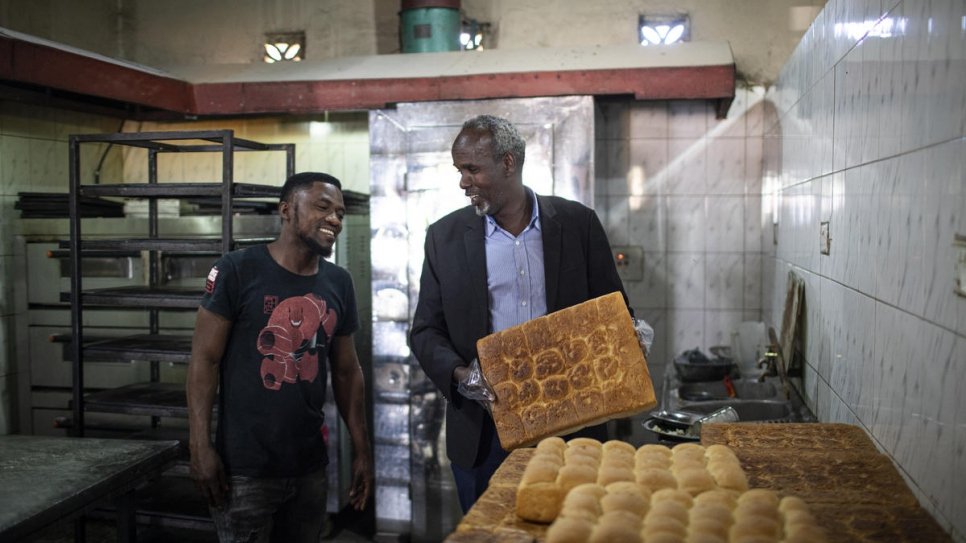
{"left": 476, "top": 292, "right": 656, "bottom": 450}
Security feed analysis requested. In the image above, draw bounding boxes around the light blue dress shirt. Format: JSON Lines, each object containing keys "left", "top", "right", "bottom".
{"left": 484, "top": 188, "right": 547, "bottom": 333}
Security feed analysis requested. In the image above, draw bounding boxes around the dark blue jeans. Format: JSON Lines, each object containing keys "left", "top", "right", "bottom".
{"left": 451, "top": 418, "right": 509, "bottom": 513}
{"left": 209, "top": 468, "right": 327, "bottom": 543}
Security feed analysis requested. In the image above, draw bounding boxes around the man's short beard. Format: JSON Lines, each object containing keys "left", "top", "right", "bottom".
{"left": 473, "top": 201, "right": 491, "bottom": 217}
{"left": 293, "top": 210, "right": 333, "bottom": 258}
{"left": 299, "top": 232, "right": 333, "bottom": 258}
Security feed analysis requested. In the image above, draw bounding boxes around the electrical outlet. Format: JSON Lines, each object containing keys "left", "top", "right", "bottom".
{"left": 820, "top": 221, "right": 831, "bottom": 255}
{"left": 612, "top": 245, "right": 644, "bottom": 281}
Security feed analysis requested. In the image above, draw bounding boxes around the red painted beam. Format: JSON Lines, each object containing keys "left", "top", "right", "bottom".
{"left": 0, "top": 35, "right": 192, "bottom": 114}
{"left": 192, "top": 64, "right": 735, "bottom": 115}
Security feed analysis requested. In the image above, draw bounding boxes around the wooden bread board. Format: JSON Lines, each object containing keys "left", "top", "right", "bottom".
{"left": 447, "top": 424, "right": 952, "bottom": 542}
{"left": 699, "top": 422, "right": 878, "bottom": 452}
{"left": 702, "top": 423, "right": 950, "bottom": 542}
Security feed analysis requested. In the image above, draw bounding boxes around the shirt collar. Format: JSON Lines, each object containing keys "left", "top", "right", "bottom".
{"left": 484, "top": 187, "right": 541, "bottom": 237}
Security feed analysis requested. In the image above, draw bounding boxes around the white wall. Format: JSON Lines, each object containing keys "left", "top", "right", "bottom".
{"left": 595, "top": 88, "right": 768, "bottom": 400}
{"left": 763, "top": 0, "right": 965, "bottom": 539}
{"left": 0, "top": 103, "right": 124, "bottom": 434}
{"left": 0, "top": 0, "right": 120, "bottom": 57}
{"left": 1, "top": 0, "right": 824, "bottom": 86}
{"left": 120, "top": 0, "right": 386, "bottom": 67}
{"left": 463, "top": 0, "right": 825, "bottom": 84}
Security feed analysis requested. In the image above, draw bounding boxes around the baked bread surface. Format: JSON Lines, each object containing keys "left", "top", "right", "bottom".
{"left": 478, "top": 292, "right": 656, "bottom": 449}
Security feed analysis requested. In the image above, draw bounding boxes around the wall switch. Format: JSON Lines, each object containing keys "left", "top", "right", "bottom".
{"left": 820, "top": 221, "right": 831, "bottom": 255}
{"left": 955, "top": 233, "right": 966, "bottom": 298}
{"left": 612, "top": 245, "right": 644, "bottom": 281}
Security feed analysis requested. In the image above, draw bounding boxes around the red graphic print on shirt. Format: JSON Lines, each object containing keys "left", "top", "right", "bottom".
{"left": 256, "top": 293, "right": 337, "bottom": 390}
{"left": 205, "top": 267, "right": 219, "bottom": 294}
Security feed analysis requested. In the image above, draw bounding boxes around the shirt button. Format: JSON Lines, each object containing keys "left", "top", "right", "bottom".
{"left": 522, "top": 301, "right": 528, "bottom": 306}
{"left": 514, "top": 240, "right": 520, "bottom": 246}
{"left": 519, "top": 269, "right": 525, "bottom": 275}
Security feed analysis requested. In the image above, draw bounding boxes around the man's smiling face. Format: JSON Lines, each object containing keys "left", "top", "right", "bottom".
{"left": 288, "top": 181, "right": 345, "bottom": 258}
{"left": 452, "top": 128, "right": 513, "bottom": 217}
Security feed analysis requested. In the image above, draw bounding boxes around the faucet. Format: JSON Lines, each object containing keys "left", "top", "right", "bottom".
{"left": 757, "top": 332, "right": 791, "bottom": 400}
{"left": 756, "top": 348, "right": 780, "bottom": 381}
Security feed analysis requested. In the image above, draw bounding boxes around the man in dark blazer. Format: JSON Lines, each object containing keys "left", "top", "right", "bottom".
{"left": 409, "top": 114, "right": 633, "bottom": 512}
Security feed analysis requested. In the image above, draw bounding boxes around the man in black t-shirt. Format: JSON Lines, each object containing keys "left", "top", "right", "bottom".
{"left": 186, "top": 172, "right": 373, "bottom": 542}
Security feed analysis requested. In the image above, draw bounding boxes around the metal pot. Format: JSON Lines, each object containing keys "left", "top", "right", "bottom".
{"left": 673, "top": 351, "right": 734, "bottom": 382}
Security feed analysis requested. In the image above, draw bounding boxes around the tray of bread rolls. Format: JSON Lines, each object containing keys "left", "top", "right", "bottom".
{"left": 476, "top": 292, "right": 656, "bottom": 450}
{"left": 448, "top": 424, "right": 951, "bottom": 542}
{"left": 450, "top": 436, "right": 824, "bottom": 543}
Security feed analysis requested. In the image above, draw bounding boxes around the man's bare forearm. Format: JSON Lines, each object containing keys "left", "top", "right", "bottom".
{"left": 186, "top": 354, "right": 219, "bottom": 452}
{"left": 333, "top": 364, "right": 370, "bottom": 456}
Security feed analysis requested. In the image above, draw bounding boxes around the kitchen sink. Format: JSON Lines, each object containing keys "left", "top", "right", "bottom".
{"left": 675, "top": 400, "right": 794, "bottom": 422}
{"left": 676, "top": 378, "right": 783, "bottom": 402}
{"left": 644, "top": 372, "right": 816, "bottom": 441}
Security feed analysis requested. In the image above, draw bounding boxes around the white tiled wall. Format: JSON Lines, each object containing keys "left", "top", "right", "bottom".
{"left": 0, "top": 102, "right": 122, "bottom": 434}
{"left": 764, "top": 0, "right": 965, "bottom": 539}
{"left": 132, "top": 114, "right": 371, "bottom": 193}
{"left": 595, "top": 88, "right": 768, "bottom": 388}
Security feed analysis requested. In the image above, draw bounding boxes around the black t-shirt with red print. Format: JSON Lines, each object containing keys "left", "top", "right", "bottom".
{"left": 201, "top": 244, "right": 359, "bottom": 477}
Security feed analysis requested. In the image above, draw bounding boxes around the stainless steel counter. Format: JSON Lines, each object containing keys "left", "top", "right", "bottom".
{"left": 0, "top": 435, "right": 180, "bottom": 542}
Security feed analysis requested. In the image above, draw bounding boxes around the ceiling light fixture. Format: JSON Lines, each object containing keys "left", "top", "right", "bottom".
{"left": 264, "top": 31, "right": 305, "bottom": 63}
{"left": 460, "top": 19, "right": 490, "bottom": 51}
{"left": 639, "top": 14, "right": 690, "bottom": 46}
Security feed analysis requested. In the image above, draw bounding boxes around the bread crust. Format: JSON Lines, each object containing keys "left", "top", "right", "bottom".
{"left": 478, "top": 292, "right": 656, "bottom": 449}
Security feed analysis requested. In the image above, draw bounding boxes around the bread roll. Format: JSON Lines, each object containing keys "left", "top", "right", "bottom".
{"left": 596, "top": 465, "right": 634, "bottom": 487}
{"left": 570, "top": 482, "right": 608, "bottom": 500}
{"left": 777, "top": 495, "right": 809, "bottom": 514}
{"left": 707, "top": 462, "right": 748, "bottom": 492}
{"left": 647, "top": 499, "right": 689, "bottom": 525}
{"left": 670, "top": 446, "right": 704, "bottom": 465}
{"left": 588, "top": 521, "right": 641, "bottom": 543}
{"left": 729, "top": 515, "right": 780, "bottom": 540}
{"left": 692, "top": 489, "right": 738, "bottom": 509}
{"left": 703, "top": 444, "right": 737, "bottom": 461}
{"left": 689, "top": 503, "right": 733, "bottom": 528}
{"left": 566, "top": 444, "right": 602, "bottom": 462}
{"left": 651, "top": 488, "right": 694, "bottom": 509}
{"left": 606, "top": 481, "right": 651, "bottom": 500}
{"left": 515, "top": 481, "right": 563, "bottom": 523}
{"left": 565, "top": 453, "right": 600, "bottom": 470}
{"left": 635, "top": 453, "right": 672, "bottom": 470}
{"left": 603, "top": 440, "right": 637, "bottom": 455}
{"left": 558, "top": 464, "right": 599, "bottom": 492}
{"left": 687, "top": 517, "right": 729, "bottom": 539}
{"left": 521, "top": 460, "right": 558, "bottom": 485}
{"left": 736, "top": 488, "right": 779, "bottom": 508}
{"left": 600, "top": 491, "right": 648, "bottom": 518}
{"left": 560, "top": 492, "right": 601, "bottom": 522}
{"left": 537, "top": 436, "right": 567, "bottom": 455}
{"left": 635, "top": 468, "right": 678, "bottom": 491}
{"left": 545, "top": 516, "right": 594, "bottom": 543}
{"left": 478, "top": 292, "right": 656, "bottom": 449}
{"left": 642, "top": 533, "right": 686, "bottom": 543}
{"left": 641, "top": 515, "right": 688, "bottom": 538}
{"left": 676, "top": 467, "right": 717, "bottom": 496}
{"left": 683, "top": 532, "right": 726, "bottom": 543}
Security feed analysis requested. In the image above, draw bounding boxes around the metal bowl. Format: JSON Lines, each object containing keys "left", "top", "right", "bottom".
{"left": 673, "top": 354, "right": 735, "bottom": 382}
{"left": 642, "top": 418, "right": 699, "bottom": 442}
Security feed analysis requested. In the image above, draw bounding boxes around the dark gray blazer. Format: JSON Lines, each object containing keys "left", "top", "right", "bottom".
{"left": 409, "top": 194, "right": 631, "bottom": 468}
